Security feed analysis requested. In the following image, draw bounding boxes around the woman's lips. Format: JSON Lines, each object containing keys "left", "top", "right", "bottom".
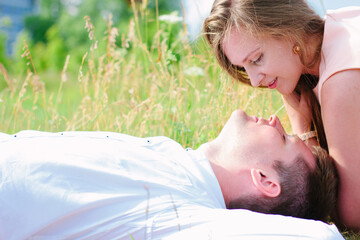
{"left": 268, "top": 77, "right": 278, "bottom": 89}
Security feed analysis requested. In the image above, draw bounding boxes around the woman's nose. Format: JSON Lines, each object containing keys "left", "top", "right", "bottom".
{"left": 249, "top": 71, "right": 265, "bottom": 87}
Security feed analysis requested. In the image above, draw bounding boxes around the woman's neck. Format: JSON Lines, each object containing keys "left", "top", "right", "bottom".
{"left": 303, "top": 35, "right": 322, "bottom": 76}
{"left": 304, "top": 60, "right": 320, "bottom": 76}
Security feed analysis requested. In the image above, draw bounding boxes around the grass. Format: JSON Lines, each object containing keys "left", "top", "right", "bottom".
{"left": 0, "top": 12, "right": 287, "bottom": 149}
{"left": 1, "top": 4, "right": 357, "bottom": 239}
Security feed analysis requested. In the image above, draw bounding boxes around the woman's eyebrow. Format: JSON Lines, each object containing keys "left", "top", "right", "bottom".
{"left": 242, "top": 47, "right": 260, "bottom": 62}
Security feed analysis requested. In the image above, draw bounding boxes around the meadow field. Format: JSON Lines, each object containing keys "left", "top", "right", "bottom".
{"left": 0, "top": 7, "right": 286, "bottom": 148}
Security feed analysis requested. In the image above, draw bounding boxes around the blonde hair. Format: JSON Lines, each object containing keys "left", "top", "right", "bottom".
{"left": 204, "top": 0, "right": 328, "bottom": 150}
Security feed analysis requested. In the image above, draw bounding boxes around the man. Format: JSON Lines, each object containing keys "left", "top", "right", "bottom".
{"left": 0, "top": 110, "right": 339, "bottom": 239}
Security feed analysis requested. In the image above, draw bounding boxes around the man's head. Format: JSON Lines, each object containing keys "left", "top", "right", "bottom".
{"left": 200, "top": 110, "right": 337, "bottom": 221}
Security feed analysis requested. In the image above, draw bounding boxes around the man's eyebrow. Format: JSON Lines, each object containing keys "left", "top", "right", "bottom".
{"left": 242, "top": 47, "right": 260, "bottom": 63}
{"left": 289, "top": 134, "right": 302, "bottom": 142}
{"left": 286, "top": 134, "right": 303, "bottom": 147}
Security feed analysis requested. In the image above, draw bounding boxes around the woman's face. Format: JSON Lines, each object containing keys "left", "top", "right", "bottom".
{"left": 222, "top": 28, "right": 304, "bottom": 95}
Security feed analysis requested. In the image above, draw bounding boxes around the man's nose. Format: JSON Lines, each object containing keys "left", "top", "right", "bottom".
{"left": 268, "top": 115, "right": 278, "bottom": 126}
{"left": 257, "top": 117, "right": 268, "bottom": 125}
{"left": 269, "top": 115, "right": 286, "bottom": 133}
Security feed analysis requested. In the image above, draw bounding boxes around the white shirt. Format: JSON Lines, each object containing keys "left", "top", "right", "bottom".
{"left": 0, "top": 131, "right": 344, "bottom": 240}
{"left": 164, "top": 208, "right": 344, "bottom": 240}
{"left": 0, "top": 131, "right": 225, "bottom": 239}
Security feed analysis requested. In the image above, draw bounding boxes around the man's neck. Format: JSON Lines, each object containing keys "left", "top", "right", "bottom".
{"left": 198, "top": 141, "right": 232, "bottom": 207}
{"left": 197, "top": 142, "right": 219, "bottom": 164}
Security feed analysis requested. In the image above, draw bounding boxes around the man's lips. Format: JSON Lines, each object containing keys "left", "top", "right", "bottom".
{"left": 268, "top": 77, "right": 278, "bottom": 89}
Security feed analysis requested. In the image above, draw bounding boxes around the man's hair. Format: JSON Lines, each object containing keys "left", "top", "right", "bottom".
{"left": 228, "top": 146, "right": 338, "bottom": 221}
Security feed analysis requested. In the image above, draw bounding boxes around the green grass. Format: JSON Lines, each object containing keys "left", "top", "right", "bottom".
{"left": 0, "top": 13, "right": 288, "bottom": 149}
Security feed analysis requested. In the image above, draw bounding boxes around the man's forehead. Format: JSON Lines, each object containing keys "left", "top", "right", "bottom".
{"left": 283, "top": 134, "right": 316, "bottom": 169}
{"left": 295, "top": 140, "right": 316, "bottom": 170}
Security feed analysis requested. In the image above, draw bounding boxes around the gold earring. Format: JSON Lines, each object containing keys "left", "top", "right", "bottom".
{"left": 293, "top": 45, "right": 301, "bottom": 55}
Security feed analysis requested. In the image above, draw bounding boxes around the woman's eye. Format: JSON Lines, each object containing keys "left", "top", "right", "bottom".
{"left": 282, "top": 134, "right": 286, "bottom": 142}
{"left": 252, "top": 54, "right": 263, "bottom": 64}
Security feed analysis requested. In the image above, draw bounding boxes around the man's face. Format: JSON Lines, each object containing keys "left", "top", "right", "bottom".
{"left": 216, "top": 110, "right": 315, "bottom": 169}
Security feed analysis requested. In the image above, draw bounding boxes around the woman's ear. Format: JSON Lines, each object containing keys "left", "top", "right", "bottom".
{"left": 250, "top": 168, "right": 281, "bottom": 198}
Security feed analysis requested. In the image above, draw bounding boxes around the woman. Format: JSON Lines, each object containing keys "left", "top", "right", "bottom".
{"left": 203, "top": 0, "right": 360, "bottom": 232}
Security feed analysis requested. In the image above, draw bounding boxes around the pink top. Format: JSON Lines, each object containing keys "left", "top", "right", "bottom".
{"left": 316, "top": 6, "right": 360, "bottom": 104}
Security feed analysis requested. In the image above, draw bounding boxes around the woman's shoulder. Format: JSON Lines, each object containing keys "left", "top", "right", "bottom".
{"left": 325, "top": 6, "right": 360, "bottom": 21}
{"left": 317, "top": 6, "right": 360, "bottom": 104}
{"left": 321, "top": 6, "right": 360, "bottom": 71}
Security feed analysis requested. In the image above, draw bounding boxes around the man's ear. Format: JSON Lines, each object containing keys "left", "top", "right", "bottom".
{"left": 250, "top": 168, "right": 281, "bottom": 198}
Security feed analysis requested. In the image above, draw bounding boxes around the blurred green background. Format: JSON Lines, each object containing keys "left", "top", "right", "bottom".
{"left": 0, "top": 0, "right": 182, "bottom": 74}
{"left": 0, "top": 0, "right": 296, "bottom": 147}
